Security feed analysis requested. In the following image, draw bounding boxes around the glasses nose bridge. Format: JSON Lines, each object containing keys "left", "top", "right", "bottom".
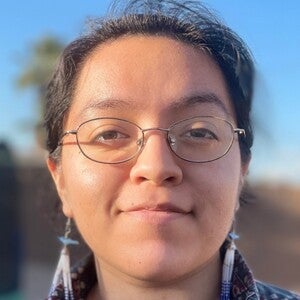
{"left": 141, "top": 127, "right": 170, "bottom": 135}
{"left": 141, "top": 127, "right": 170, "bottom": 143}
{"left": 140, "top": 127, "right": 173, "bottom": 147}
{"left": 136, "top": 126, "right": 179, "bottom": 161}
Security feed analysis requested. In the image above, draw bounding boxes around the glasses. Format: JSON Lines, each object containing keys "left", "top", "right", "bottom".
{"left": 59, "top": 116, "right": 245, "bottom": 164}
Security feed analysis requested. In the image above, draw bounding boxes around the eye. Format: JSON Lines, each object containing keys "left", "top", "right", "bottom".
{"left": 184, "top": 128, "right": 218, "bottom": 140}
{"left": 92, "top": 129, "right": 130, "bottom": 147}
{"left": 95, "top": 130, "right": 128, "bottom": 141}
{"left": 79, "top": 119, "right": 140, "bottom": 151}
{"left": 85, "top": 124, "right": 133, "bottom": 148}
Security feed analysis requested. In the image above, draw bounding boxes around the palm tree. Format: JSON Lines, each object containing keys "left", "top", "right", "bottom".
{"left": 16, "top": 36, "right": 64, "bottom": 147}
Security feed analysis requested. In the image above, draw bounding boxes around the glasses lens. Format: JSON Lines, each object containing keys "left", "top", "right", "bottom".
{"left": 77, "top": 118, "right": 142, "bottom": 163}
{"left": 169, "top": 117, "right": 234, "bottom": 162}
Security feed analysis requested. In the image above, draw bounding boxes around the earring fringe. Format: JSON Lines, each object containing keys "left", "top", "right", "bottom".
{"left": 48, "top": 218, "right": 79, "bottom": 300}
{"left": 220, "top": 232, "right": 239, "bottom": 300}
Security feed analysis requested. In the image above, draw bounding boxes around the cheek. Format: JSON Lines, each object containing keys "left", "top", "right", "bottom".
{"left": 61, "top": 151, "right": 128, "bottom": 227}
{"left": 61, "top": 159, "right": 131, "bottom": 253}
{"left": 188, "top": 146, "right": 242, "bottom": 226}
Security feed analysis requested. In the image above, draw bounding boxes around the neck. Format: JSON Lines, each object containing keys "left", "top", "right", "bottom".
{"left": 90, "top": 253, "right": 222, "bottom": 300}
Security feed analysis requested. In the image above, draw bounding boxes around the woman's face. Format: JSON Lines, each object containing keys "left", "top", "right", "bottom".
{"left": 48, "top": 36, "right": 248, "bottom": 283}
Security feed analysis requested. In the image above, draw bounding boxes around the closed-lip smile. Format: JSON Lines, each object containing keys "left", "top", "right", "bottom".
{"left": 121, "top": 203, "right": 191, "bottom": 224}
{"left": 125, "top": 203, "right": 189, "bottom": 214}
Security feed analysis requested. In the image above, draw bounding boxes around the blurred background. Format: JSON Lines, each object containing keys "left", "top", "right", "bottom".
{"left": 0, "top": 0, "right": 299, "bottom": 299}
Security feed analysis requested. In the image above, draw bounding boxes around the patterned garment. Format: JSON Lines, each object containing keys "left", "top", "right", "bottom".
{"left": 47, "top": 248, "right": 300, "bottom": 300}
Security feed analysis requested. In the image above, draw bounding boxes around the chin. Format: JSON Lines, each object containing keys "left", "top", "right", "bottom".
{"left": 115, "top": 240, "right": 209, "bottom": 284}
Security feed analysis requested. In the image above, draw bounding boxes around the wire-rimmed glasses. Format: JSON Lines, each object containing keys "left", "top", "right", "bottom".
{"left": 58, "top": 116, "right": 245, "bottom": 164}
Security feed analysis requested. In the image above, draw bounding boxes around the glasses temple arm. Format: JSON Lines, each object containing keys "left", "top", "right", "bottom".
{"left": 57, "top": 130, "right": 77, "bottom": 146}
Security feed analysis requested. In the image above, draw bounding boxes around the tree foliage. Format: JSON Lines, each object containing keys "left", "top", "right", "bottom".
{"left": 16, "top": 36, "right": 65, "bottom": 148}
{"left": 17, "top": 36, "right": 64, "bottom": 92}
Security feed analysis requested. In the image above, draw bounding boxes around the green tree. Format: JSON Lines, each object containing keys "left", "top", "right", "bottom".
{"left": 17, "top": 36, "right": 64, "bottom": 147}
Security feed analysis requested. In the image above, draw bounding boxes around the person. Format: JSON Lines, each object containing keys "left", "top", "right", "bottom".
{"left": 44, "top": 0, "right": 300, "bottom": 299}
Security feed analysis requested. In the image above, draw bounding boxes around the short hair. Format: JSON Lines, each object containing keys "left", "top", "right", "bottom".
{"left": 45, "top": 0, "right": 254, "bottom": 163}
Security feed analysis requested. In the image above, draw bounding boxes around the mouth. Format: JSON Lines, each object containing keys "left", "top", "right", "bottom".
{"left": 122, "top": 203, "right": 191, "bottom": 224}
{"left": 125, "top": 203, "right": 190, "bottom": 214}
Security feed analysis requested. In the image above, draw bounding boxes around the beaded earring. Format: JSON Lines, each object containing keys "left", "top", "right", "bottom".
{"left": 48, "top": 218, "right": 79, "bottom": 300}
{"left": 220, "top": 230, "right": 239, "bottom": 300}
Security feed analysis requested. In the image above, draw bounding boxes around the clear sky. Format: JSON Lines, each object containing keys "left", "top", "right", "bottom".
{"left": 1, "top": 0, "right": 299, "bottom": 184}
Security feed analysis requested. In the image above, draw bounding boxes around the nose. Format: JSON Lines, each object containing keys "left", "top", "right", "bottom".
{"left": 130, "top": 132, "right": 183, "bottom": 186}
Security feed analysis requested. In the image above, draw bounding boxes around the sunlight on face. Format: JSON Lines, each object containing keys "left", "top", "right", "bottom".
{"left": 49, "top": 36, "right": 246, "bottom": 283}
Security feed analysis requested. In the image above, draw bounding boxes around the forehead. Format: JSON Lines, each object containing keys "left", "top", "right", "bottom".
{"left": 69, "top": 35, "right": 234, "bottom": 125}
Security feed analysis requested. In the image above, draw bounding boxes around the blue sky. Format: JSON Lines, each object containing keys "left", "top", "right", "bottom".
{"left": 1, "top": 0, "right": 299, "bottom": 184}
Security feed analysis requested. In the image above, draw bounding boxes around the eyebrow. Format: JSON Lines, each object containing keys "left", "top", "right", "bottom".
{"left": 168, "top": 93, "right": 230, "bottom": 115}
{"left": 78, "top": 92, "right": 230, "bottom": 117}
{"left": 81, "top": 98, "right": 138, "bottom": 112}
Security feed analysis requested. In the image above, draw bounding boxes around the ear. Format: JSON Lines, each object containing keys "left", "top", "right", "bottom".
{"left": 47, "top": 157, "right": 73, "bottom": 218}
{"left": 241, "top": 156, "right": 251, "bottom": 178}
{"left": 236, "top": 157, "right": 251, "bottom": 212}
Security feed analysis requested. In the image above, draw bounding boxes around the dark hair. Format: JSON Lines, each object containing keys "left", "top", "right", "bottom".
{"left": 45, "top": 0, "right": 254, "bottom": 164}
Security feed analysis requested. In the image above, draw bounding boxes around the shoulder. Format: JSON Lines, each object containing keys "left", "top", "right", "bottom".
{"left": 256, "top": 280, "right": 300, "bottom": 300}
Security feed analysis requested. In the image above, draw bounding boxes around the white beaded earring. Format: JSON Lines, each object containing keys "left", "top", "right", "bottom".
{"left": 220, "top": 228, "right": 239, "bottom": 300}
{"left": 48, "top": 218, "right": 79, "bottom": 300}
